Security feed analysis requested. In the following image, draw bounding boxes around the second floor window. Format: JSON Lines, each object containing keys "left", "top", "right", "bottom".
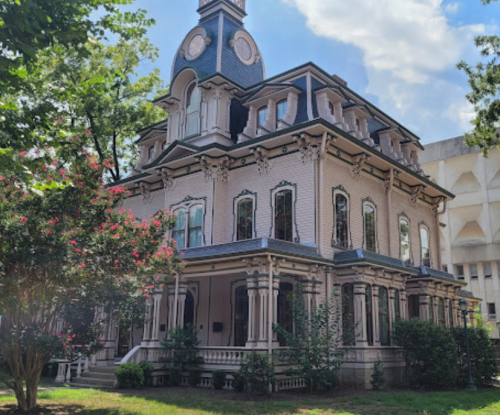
{"left": 364, "top": 204, "right": 376, "bottom": 252}
{"left": 173, "top": 205, "right": 203, "bottom": 249}
{"left": 276, "top": 100, "right": 288, "bottom": 128}
{"left": 237, "top": 198, "right": 253, "bottom": 241}
{"left": 148, "top": 145, "right": 155, "bottom": 161}
{"left": 420, "top": 226, "right": 430, "bottom": 267}
{"left": 258, "top": 106, "right": 268, "bottom": 128}
{"left": 185, "top": 82, "right": 201, "bottom": 137}
{"left": 275, "top": 189, "right": 293, "bottom": 242}
{"left": 328, "top": 101, "right": 335, "bottom": 118}
{"left": 400, "top": 218, "right": 411, "bottom": 265}
{"left": 335, "top": 193, "right": 349, "bottom": 248}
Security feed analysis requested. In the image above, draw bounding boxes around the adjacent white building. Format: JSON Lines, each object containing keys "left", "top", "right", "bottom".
{"left": 421, "top": 136, "right": 500, "bottom": 339}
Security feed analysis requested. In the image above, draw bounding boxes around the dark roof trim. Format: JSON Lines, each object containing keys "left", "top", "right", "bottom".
{"left": 137, "top": 118, "right": 169, "bottom": 135}
{"left": 110, "top": 172, "right": 151, "bottom": 186}
{"left": 197, "top": 0, "right": 247, "bottom": 16}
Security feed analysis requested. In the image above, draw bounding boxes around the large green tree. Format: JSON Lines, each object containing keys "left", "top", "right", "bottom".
{"left": 458, "top": 0, "right": 500, "bottom": 154}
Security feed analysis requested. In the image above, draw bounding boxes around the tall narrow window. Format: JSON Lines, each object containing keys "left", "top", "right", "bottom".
{"left": 275, "top": 190, "right": 293, "bottom": 242}
{"left": 366, "top": 285, "right": 374, "bottom": 346}
{"left": 484, "top": 263, "right": 493, "bottom": 278}
{"left": 234, "top": 286, "right": 249, "bottom": 347}
{"left": 438, "top": 298, "right": 445, "bottom": 325}
{"left": 449, "top": 300, "right": 454, "bottom": 326}
{"left": 400, "top": 218, "right": 411, "bottom": 265}
{"left": 408, "top": 295, "right": 420, "bottom": 319}
{"left": 342, "top": 284, "right": 355, "bottom": 346}
{"left": 278, "top": 283, "right": 294, "bottom": 346}
{"left": 276, "top": 100, "right": 288, "bottom": 128}
{"left": 379, "top": 287, "right": 390, "bottom": 346}
{"left": 328, "top": 101, "right": 335, "bottom": 118}
{"left": 364, "top": 204, "right": 376, "bottom": 252}
{"left": 184, "top": 291, "right": 195, "bottom": 328}
{"left": 420, "top": 226, "right": 430, "bottom": 267}
{"left": 237, "top": 199, "right": 254, "bottom": 241}
{"left": 335, "top": 193, "right": 349, "bottom": 248}
{"left": 394, "top": 290, "right": 401, "bottom": 319}
{"left": 172, "top": 209, "right": 187, "bottom": 249}
{"left": 470, "top": 264, "right": 478, "bottom": 279}
{"left": 185, "top": 82, "right": 201, "bottom": 137}
{"left": 258, "top": 106, "right": 268, "bottom": 128}
{"left": 148, "top": 145, "right": 155, "bottom": 161}
{"left": 429, "top": 297, "right": 434, "bottom": 323}
{"left": 188, "top": 204, "right": 203, "bottom": 248}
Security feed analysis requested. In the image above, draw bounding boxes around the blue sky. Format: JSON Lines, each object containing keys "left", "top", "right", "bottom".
{"left": 131, "top": 0, "right": 500, "bottom": 144}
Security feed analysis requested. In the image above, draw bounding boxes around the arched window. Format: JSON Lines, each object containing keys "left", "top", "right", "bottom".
{"left": 275, "top": 189, "right": 293, "bottom": 242}
{"left": 408, "top": 295, "right": 420, "bottom": 319}
{"left": 420, "top": 226, "right": 430, "bottom": 267}
{"left": 234, "top": 286, "right": 248, "bottom": 347}
{"left": 276, "top": 100, "right": 288, "bottom": 128}
{"left": 184, "top": 290, "right": 195, "bottom": 328}
{"left": 328, "top": 101, "right": 335, "bottom": 118}
{"left": 277, "top": 282, "right": 294, "bottom": 346}
{"left": 364, "top": 204, "right": 376, "bottom": 252}
{"left": 366, "top": 285, "right": 374, "bottom": 346}
{"left": 258, "top": 106, "right": 268, "bottom": 128}
{"left": 400, "top": 218, "right": 411, "bottom": 265}
{"left": 188, "top": 204, "right": 203, "bottom": 248}
{"left": 379, "top": 287, "right": 390, "bottom": 346}
{"left": 429, "top": 296, "right": 434, "bottom": 323}
{"left": 438, "top": 298, "right": 445, "bottom": 325}
{"left": 394, "top": 290, "right": 401, "bottom": 319}
{"left": 449, "top": 300, "right": 454, "bottom": 326}
{"left": 172, "top": 209, "right": 187, "bottom": 249}
{"left": 342, "top": 284, "right": 355, "bottom": 346}
{"left": 185, "top": 82, "right": 201, "bottom": 137}
{"left": 237, "top": 198, "right": 253, "bottom": 241}
{"left": 335, "top": 193, "right": 349, "bottom": 248}
{"left": 148, "top": 145, "right": 155, "bottom": 161}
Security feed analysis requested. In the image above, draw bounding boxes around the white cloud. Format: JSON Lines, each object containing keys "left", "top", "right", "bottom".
{"left": 281, "top": 0, "right": 485, "bottom": 141}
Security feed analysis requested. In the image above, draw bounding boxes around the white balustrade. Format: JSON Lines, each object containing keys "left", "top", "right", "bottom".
{"left": 76, "top": 355, "right": 82, "bottom": 378}
{"left": 199, "top": 0, "right": 245, "bottom": 10}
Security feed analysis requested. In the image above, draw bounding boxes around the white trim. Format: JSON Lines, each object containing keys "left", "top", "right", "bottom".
{"left": 231, "top": 30, "right": 259, "bottom": 66}
{"left": 270, "top": 184, "right": 297, "bottom": 242}
{"left": 171, "top": 199, "right": 207, "bottom": 248}
{"left": 418, "top": 223, "right": 431, "bottom": 267}
{"left": 333, "top": 189, "right": 351, "bottom": 249}
{"left": 363, "top": 201, "right": 378, "bottom": 253}
{"left": 233, "top": 193, "right": 257, "bottom": 241}
{"left": 216, "top": 13, "right": 224, "bottom": 72}
{"left": 180, "top": 26, "right": 210, "bottom": 62}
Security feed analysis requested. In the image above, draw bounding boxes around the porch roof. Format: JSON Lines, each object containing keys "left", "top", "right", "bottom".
{"left": 181, "top": 238, "right": 324, "bottom": 262}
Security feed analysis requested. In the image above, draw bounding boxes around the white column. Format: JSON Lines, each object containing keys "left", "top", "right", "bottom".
{"left": 388, "top": 288, "right": 396, "bottom": 337}
{"left": 142, "top": 300, "right": 152, "bottom": 343}
{"left": 372, "top": 286, "right": 380, "bottom": 345}
{"left": 400, "top": 290, "right": 407, "bottom": 320}
{"left": 151, "top": 293, "right": 163, "bottom": 342}
{"left": 272, "top": 280, "right": 279, "bottom": 342}
{"left": 419, "top": 295, "right": 429, "bottom": 322}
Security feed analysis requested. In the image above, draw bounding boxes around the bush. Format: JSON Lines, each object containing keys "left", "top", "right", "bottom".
{"left": 232, "top": 371, "right": 245, "bottom": 393}
{"left": 138, "top": 362, "right": 154, "bottom": 386}
{"left": 169, "top": 366, "right": 182, "bottom": 387}
{"left": 393, "top": 318, "right": 458, "bottom": 389}
{"left": 115, "top": 363, "right": 145, "bottom": 389}
{"left": 453, "top": 327, "right": 497, "bottom": 387}
{"left": 161, "top": 324, "right": 204, "bottom": 371}
{"left": 41, "top": 362, "right": 58, "bottom": 378}
{"left": 233, "top": 352, "right": 274, "bottom": 394}
{"left": 370, "top": 360, "right": 385, "bottom": 391}
{"left": 188, "top": 366, "right": 203, "bottom": 387}
{"left": 212, "top": 370, "right": 226, "bottom": 390}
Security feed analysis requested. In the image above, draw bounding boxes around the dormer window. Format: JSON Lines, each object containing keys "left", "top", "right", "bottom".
{"left": 356, "top": 118, "right": 360, "bottom": 131}
{"left": 276, "top": 100, "right": 288, "bottom": 128}
{"left": 328, "top": 102, "right": 335, "bottom": 118}
{"left": 148, "top": 145, "right": 155, "bottom": 161}
{"left": 258, "top": 106, "right": 268, "bottom": 128}
{"left": 185, "top": 81, "right": 201, "bottom": 138}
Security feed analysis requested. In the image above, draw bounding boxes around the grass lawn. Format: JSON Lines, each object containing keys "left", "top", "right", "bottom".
{"left": 0, "top": 387, "right": 500, "bottom": 415}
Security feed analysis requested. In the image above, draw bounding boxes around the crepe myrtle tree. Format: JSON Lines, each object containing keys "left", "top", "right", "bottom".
{"left": 0, "top": 146, "right": 184, "bottom": 412}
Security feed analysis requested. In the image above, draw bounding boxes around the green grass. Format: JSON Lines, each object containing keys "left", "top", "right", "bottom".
{"left": 0, "top": 387, "right": 500, "bottom": 414}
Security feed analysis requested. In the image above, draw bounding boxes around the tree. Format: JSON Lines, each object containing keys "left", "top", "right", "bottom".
{"left": 0, "top": 148, "right": 183, "bottom": 412}
{"left": 274, "top": 285, "right": 348, "bottom": 393}
{"left": 458, "top": 0, "right": 500, "bottom": 154}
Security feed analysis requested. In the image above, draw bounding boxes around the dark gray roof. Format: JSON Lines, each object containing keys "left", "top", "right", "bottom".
{"left": 457, "top": 289, "right": 478, "bottom": 299}
{"left": 334, "top": 249, "right": 409, "bottom": 271}
{"left": 411, "top": 266, "right": 456, "bottom": 281}
{"left": 181, "top": 238, "right": 323, "bottom": 261}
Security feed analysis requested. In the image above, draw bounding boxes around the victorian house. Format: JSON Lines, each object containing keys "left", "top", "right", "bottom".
{"left": 84, "top": 0, "right": 480, "bottom": 389}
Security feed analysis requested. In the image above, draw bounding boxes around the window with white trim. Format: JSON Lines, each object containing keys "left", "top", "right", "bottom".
{"left": 237, "top": 198, "right": 254, "bottom": 241}
{"left": 172, "top": 204, "right": 203, "bottom": 249}
{"left": 419, "top": 225, "right": 430, "bottom": 267}
{"left": 334, "top": 191, "right": 349, "bottom": 248}
{"left": 400, "top": 218, "right": 411, "bottom": 265}
{"left": 148, "top": 145, "right": 155, "bottom": 162}
{"left": 363, "top": 203, "right": 376, "bottom": 252}
{"left": 258, "top": 106, "right": 268, "bottom": 128}
{"left": 185, "top": 81, "right": 201, "bottom": 138}
{"left": 470, "top": 263, "right": 478, "bottom": 279}
{"left": 274, "top": 190, "right": 293, "bottom": 242}
{"left": 484, "top": 262, "right": 493, "bottom": 278}
{"left": 276, "top": 99, "right": 288, "bottom": 128}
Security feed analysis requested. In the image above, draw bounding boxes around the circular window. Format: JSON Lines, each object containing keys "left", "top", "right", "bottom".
{"left": 188, "top": 34, "right": 205, "bottom": 59}
{"left": 233, "top": 32, "right": 258, "bottom": 65}
{"left": 236, "top": 37, "right": 252, "bottom": 61}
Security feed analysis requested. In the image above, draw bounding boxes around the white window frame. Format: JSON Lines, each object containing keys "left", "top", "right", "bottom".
{"left": 184, "top": 80, "right": 201, "bottom": 139}
{"left": 363, "top": 201, "right": 377, "bottom": 252}
{"left": 170, "top": 198, "right": 206, "bottom": 248}
{"left": 270, "top": 183, "right": 298, "bottom": 243}
{"left": 233, "top": 191, "right": 257, "bottom": 242}
{"left": 333, "top": 188, "right": 350, "bottom": 249}
{"left": 399, "top": 216, "right": 412, "bottom": 265}
{"left": 419, "top": 223, "right": 431, "bottom": 267}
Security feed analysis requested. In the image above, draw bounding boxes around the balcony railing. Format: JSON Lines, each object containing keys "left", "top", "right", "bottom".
{"left": 199, "top": 0, "right": 246, "bottom": 11}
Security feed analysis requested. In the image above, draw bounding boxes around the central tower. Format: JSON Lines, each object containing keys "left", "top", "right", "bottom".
{"left": 171, "top": 0, "right": 265, "bottom": 88}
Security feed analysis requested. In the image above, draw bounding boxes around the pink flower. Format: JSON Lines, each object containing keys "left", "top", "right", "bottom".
{"left": 69, "top": 241, "right": 77, "bottom": 246}
{"left": 46, "top": 231, "right": 51, "bottom": 235}
{"left": 85, "top": 130, "right": 90, "bottom": 134}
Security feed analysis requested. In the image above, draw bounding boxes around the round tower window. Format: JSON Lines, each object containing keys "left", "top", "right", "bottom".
{"left": 188, "top": 34, "right": 205, "bottom": 59}
{"left": 236, "top": 37, "right": 252, "bottom": 61}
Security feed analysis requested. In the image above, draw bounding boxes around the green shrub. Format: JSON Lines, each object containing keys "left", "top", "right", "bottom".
{"left": 212, "top": 370, "right": 226, "bottom": 390}
{"left": 393, "top": 318, "right": 458, "bottom": 389}
{"left": 370, "top": 360, "right": 385, "bottom": 391}
{"left": 115, "top": 363, "right": 145, "bottom": 389}
{"left": 233, "top": 352, "right": 274, "bottom": 394}
{"left": 138, "top": 362, "right": 154, "bottom": 386}
{"left": 169, "top": 366, "right": 182, "bottom": 387}
{"left": 187, "top": 366, "right": 203, "bottom": 387}
{"left": 232, "top": 371, "right": 245, "bottom": 393}
{"left": 161, "top": 324, "right": 204, "bottom": 371}
{"left": 41, "top": 362, "right": 58, "bottom": 378}
{"left": 453, "top": 327, "right": 497, "bottom": 387}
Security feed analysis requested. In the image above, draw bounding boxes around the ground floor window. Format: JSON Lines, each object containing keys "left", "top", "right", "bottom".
{"left": 277, "top": 282, "right": 294, "bottom": 346}
{"left": 184, "top": 290, "right": 195, "bottom": 328}
{"left": 342, "top": 283, "right": 355, "bottom": 345}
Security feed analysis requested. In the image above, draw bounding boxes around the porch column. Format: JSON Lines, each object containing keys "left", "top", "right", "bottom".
{"left": 388, "top": 288, "right": 396, "bottom": 336}
{"left": 177, "top": 286, "right": 188, "bottom": 329}
{"left": 419, "top": 295, "right": 429, "bottom": 322}
{"left": 150, "top": 293, "right": 163, "bottom": 343}
{"left": 167, "top": 289, "right": 176, "bottom": 332}
{"left": 272, "top": 279, "right": 280, "bottom": 342}
{"left": 142, "top": 299, "right": 152, "bottom": 343}
{"left": 444, "top": 298, "right": 451, "bottom": 327}
{"left": 246, "top": 277, "right": 258, "bottom": 346}
{"left": 400, "top": 290, "right": 407, "bottom": 320}
{"left": 372, "top": 286, "right": 380, "bottom": 345}
{"left": 469, "top": 309, "right": 476, "bottom": 328}
{"left": 257, "top": 275, "right": 269, "bottom": 346}
{"left": 353, "top": 283, "right": 367, "bottom": 347}
{"left": 334, "top": 283, "right": 343, "bottom": 344}
{"left": 453, "top": 299, "right": 460, "bottom": 327}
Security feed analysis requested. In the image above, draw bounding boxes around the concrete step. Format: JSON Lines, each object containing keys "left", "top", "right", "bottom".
{"left": 73, "top": 376, "right": 115, "bottom": 387}
{"left": 81, "top": 372, "right": 115, "bottom": 380}
{"left": 70, "top": 383, "right": 113, "bottom": 389}
{"left": 88, "top": 366, "right": 117, "bottom": 374}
